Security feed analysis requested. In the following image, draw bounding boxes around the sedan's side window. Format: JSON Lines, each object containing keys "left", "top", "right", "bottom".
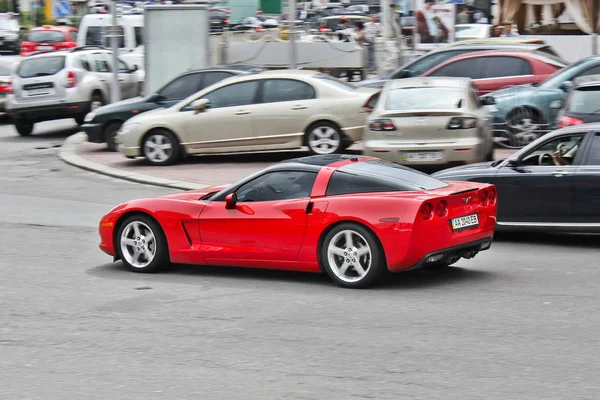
{"left": 428, "top": 59, "right": 482, "bottom": 79}
{"left": 479, "top": 56, "right": 532, "bottom": 78}
{"left": 584, "top": 134, "right": 600, "bottom": 165}
{"left": 201, "top": 72, "right": 234, "bottom": 90}
{"left": 519, "top": 134, "right": 586, "bottom": 166}
{"left": 159, "top": 73, "right": 203, "bottom": 100}
{"left": 235, "top": 171, "right": 318, "bottom": 202}
{"left": 261, "top": 79, "right": 316, "bottom": 103}
{"left": 203, "top": 80, "right": 260, "bottom": 108}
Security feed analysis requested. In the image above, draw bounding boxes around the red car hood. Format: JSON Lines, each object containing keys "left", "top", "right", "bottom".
{"left": 159, "top": 184, "right": 229, "bottom": 201}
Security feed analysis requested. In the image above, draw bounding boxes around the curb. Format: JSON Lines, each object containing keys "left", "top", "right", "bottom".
{"left": 58, "top": 133, "right": 210, "bottom": 191}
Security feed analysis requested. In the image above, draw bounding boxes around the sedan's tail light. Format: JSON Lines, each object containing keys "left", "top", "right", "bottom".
{"left": 557, "top": 116, "right": 584, "bottom": 129}
{"left": 0, "top": 82, "right": 12, "bottom": 94}
{"left": 368, "top": 119, "right": 396, "bottom": 131}
{"left": 420, "top": 202, "right": 433, "bottom": 220}
{"left": 360, "top": 92, "right": 380, "bottom": 113}
{"left": 67, "top": 71, "right": 77, "bottom": 88}
{"left": 447, "top": 117, "right": 477, "bottom": 129}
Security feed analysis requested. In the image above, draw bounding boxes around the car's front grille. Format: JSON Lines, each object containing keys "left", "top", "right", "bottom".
{"left": 23, "top": 82, "right": 54, "bottom": 90}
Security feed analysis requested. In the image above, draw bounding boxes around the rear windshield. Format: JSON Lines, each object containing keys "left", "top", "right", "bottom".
{"left": 567, "top": 87, "right": 600, "bottom": 114}
{"left": 315, "top": 74, "right": 357, "bottom": 90}
{"left": 27, "top": 30, "right": 65, "bottom": 43}
{"left": 17, "top": 56, "right": 65, "bottom": 78}
{"left": 327, "top": 160, "right": 449, "bottom": 195}
{"left": 386, "top": 87, "right": 464, "bottom": 110}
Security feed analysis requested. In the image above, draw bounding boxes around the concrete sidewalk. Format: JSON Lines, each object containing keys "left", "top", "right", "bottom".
{"left": 60, "top": 132, "right": 517, "bottom": 190}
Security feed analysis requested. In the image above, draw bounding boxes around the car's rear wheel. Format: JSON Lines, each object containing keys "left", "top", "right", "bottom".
{"left": 104, "top": 121, "right": 122, "bottom": 152}
{"left": 117, "top": 214, "right": 169, "bottom": 273}
{"left": 306, "top": 122, "right": 344, "bottom": 155}
{"left": 320, "top": 223, "right": 387, "bottom": 289}
{"left": 142, "top": 129, "right": 181, "bottom": 166}
{"left": 14, "top": 120, "right": 34, "bottom": 136}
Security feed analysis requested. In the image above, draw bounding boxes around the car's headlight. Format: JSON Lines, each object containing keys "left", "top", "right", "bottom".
{"left": 84, "top": 112, "right": 96, "bottom": 122}
{"left": 6, "top": 33, "right": 18, "bottom": 40}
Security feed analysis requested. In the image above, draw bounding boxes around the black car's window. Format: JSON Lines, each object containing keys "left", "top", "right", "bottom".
{"left": 236, "top": 171, "right": 318, "bottom": 202}
{"left": 160, "top": 73, "right": 203, "bottom": 100}
{"left": 203, "top": 80, "right": 259, "bottom": 108}
{"left": 327, "top": 160, "right": 448, "bottom": 195}
{"left": 566, "top": 87, "right": 600, "bottom": 114}
{"left": 480, "top": 56, "right": 532, "bottom": 78}
{"left": 17, "top": 56, "right": 65, "bottom": 78}
{"left": 584, "top": 134, "right": 600, "bottom": 165}
{"left": 261, "top": 79, "right": 316, "bottom": 103}
{"left": 428, "top": 58, "right": 482, "bottom": 79}
{"left": 27, "top": 30, "right": 65, "bottom": 43}
{"left": 396, "top": 50, "right": 470, "bottom": 77}
{"left": 201, "top": 71, "right": 234, "bottom": 89}
{"left": 519, "top": 134, "right": 585, "bottom": 166}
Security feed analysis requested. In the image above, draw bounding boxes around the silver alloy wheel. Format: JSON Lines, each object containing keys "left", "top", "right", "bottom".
{"left": 91, "top": 100, "right": 103, "bottom": 111}
{"left": 327, "top": 229, "right": 372, "bottom": 283}
{"left": 144, "top": 134, "right": 173, "bottom": 163}
{"left": 308, "top": 126, "right": 341, "bottom": 154}
{"left": 120, "top": 220, "right": 157, "bottom": 269}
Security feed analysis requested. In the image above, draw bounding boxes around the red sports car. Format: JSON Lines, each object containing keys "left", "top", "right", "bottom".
{"left": 99, "top": 155, "right": 497, "bottom": 288}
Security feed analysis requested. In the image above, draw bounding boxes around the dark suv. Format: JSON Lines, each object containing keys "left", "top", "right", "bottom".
{"left": 82, "top": 65, "right": 262, "bottom": 150}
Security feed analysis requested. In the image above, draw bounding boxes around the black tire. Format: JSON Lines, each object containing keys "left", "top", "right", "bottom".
{"left": 320, "top": 222, "right": 387, "bottom": 289}
{"left": 74, "top": 114, "right": 86, "bottom": 125}
{"left": 90, "top": 92, "right": 106, "bottom": 113}
{"left": 104, "top": 121, "right": 122, "bottom": 152}
{"left": 14, "top": 120, "right": 34, "bottom": 136}
{"left": 141, "top": 129, "right": 182, "bottom": 166}
{"left": 116, "top": 214, "right": 169, "bottom": 273}
{"left": 305, "top": 121, "right": 345, "bottom": 155}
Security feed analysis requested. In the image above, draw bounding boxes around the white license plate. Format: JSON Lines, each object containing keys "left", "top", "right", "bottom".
{"left": 451, "top": 214, "right": 479, "bottom": 230}
{"left": 26, "top": 88, "right": 53, "bottom": 96}
{"left": 36, "top": 45, "right": 53, "bottom": 51}
{"left": 401, "top": 151, "right": 443, "bottom": 162}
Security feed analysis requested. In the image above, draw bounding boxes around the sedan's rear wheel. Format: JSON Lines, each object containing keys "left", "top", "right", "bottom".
{"left": 142, "top": 129, "right": 181, "bottom": 166}
{"left": 117, "top": 214, "right": 169, "bottom": 273}
{"left": 306, "top": 122, "right": 343, "bottom": 155}
{"left": 321, "top": 223, "right": 387, "bottom": 288}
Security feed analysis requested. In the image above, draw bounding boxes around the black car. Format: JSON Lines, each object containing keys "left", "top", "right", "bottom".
{"left": 82, "top": 65, "right": 262, "bottom": 151}
{"left": 433, "top": 124, "right": 600, "bottom": 232}
{"left": 556, "top": 76, "right": 600, "bottom": 129}
{"left": 358, "top": 41, "right": 566, "bottom": 89}
{"left": 0, "top": 13, "right": 24, "bottom": 54}
{"left": 209, "top": 2, "right": 230, "bottom": 32}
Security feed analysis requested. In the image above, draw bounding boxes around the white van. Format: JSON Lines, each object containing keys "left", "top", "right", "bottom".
{"left": 77, "top": 14, "right": 143, "bottom": 54}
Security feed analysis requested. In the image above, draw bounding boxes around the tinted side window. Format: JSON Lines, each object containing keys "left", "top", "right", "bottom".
{"left": 160, "top": 74, "right": 203, "bottom": 100}
{"left": 585, "top": 134, "right": 600, "bottom": 165}
{"left": 262, "top": 79, "right": 316, "bottom": 103}
{"left": 428, "top": 59, "right": 481, "bottom": 79}
{"left": 326, "top": 171, "right": 403, "bottom": 196}
{"left": 92, "top": 53, "right": 110, "bottom": 72}
{"left": 480, "top": 56, "right": 532, "bottom": 78}
{"left": 134, "top": 27, "right": 143, "bottom": 47}
{"left": 204, "top": 80, "right": 259, "bottom": 108}
{"left": 578, "top": 64, "right": 600, "bottom": 78}
{"left": 201, "top": 71, "right": 234, "bottom": 89}
{"left": 236, "top": 171, "right": 317, "bottom": 202}
{"left": 403, "top": 50, "right": 470, "bottom": 77}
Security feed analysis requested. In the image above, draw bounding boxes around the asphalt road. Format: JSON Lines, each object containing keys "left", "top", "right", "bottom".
{"left": 1, "top": 120, "right": 599, "bottom": 400}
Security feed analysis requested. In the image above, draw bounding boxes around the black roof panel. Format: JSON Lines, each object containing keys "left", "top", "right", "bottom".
{"left": 280, "top": 154, "right": 368, "bottom": 167}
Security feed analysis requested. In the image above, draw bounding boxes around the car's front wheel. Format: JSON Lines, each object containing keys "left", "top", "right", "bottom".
{"left": 320, "top": 223, "right": 387, "bottom": 288}
{"left": 14, "top": 120, "right": 34, "bottom": 136}
{"left": 142, "top": 129, "right": 181, "bottom": 166}
{"left": 104, "top": 121, "right": 122, "bottom": 152}
{"left": 117, "top": 214, "right": 169, "bottom": 273}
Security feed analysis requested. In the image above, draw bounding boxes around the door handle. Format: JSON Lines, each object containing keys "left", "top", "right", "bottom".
{"left": 552, "top": 171, "right": 570, "bottom": 177}
{"left": 292, "top": 105, "right": 308, "bottom": 110}
{"left": 235, "top": 110, "right": 250, "bottom": 115}
{"left": 118, "top": 79, "right": 125, "bottom": 82}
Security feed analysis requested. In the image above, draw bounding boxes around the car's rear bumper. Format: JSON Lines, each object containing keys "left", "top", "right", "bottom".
{"left": 7, "top": 101, "right": 89, "bottom": 121}
{"left": 82, "top": 122, "right": 105, "bottom": 143}
{"left": 364, "top": 137, "right": 486, "bottom": 165}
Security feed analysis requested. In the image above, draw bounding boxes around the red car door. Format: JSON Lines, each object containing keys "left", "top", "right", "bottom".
{"left": 198, "top": 171, "right": 317, "bottom": 262}
{"left": 474, "top": 56, "right": 538, "bottom": 95}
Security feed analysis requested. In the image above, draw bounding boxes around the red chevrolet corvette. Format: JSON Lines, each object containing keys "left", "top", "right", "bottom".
{"left": 99, "top": 155, "right": 497, "bottom": 288}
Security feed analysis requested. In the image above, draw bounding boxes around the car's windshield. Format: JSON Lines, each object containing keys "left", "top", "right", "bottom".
{"left": 386, "top": 87, "right": 464, "bottom": 110}
{"left": 538, "top": 58, "right": 590, "bottom": 88}
{"left": 567, "top": 87, "right": 600, "bottom": 114}
{"left": 27, "top": 30, "right": 65, "bottom": 43}
{"left": 0, "top": 18, "right": 19, "bottom": 31}
{"left": 17, "top": 56, "right": 65, "bottom": 78}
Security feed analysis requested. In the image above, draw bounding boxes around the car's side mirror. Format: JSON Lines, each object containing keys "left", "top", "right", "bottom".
{"left": 480, "top": 96, "right": 495, "bottom": 106}
{"left": 130, "top": 64, "right": 138, "bottom": 72}
{"left": 192, "top": 98, "right": 210, "bottom": 114}
{"left": 225, "top": 193, "right": 237, "bottom": 209}
{"left": 506, "top": 157, "right": 521, "bottom": 167}
{"left": 395, "top": 69, "right": 411, "bottom": 79}
{"left": 148, "top": 93, "right": 164, "bottom": 102}
{"left": 559, "top": 81, "right": 573, "bottom": 92}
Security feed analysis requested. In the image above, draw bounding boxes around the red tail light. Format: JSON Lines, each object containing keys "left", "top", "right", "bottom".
{"left": 0, "top": 82, "right": 12, "bottom": 94}
{"left": 319, "top": 27, "right": 327, "bottom": 32}
{"left": 481, "top": 190, "right": 489, "bottom": 206}
{"left": 360, "top": 93, "right": 380, "bottom": 113}
{"left": 420, "top": 202, "right": 433, "bottom": 220}
{"left": 489, "top": 188, "right": 497, "bottom": 205}
{"left": 256, "top": 26, "right": 264, "bottom": 31}
{"left": 67, "top": 71, "right": 77, "bottom": 88}
{"left": 557, "top": 116, "right": 584, "bottom": 129}
{"left": 368, "top": 119, "right": 396, "bottom": 131}
{"left": 435, "top": 200, "right": 448, "bottom": 217}
{"left": 223, "top": 19, "right": 230, "bottom": 24}
{"left": 447, "top": 117, "right": 477, "bottom": 129}
{"left": 225, "top": 8, "right": 231, "bottom": 13}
